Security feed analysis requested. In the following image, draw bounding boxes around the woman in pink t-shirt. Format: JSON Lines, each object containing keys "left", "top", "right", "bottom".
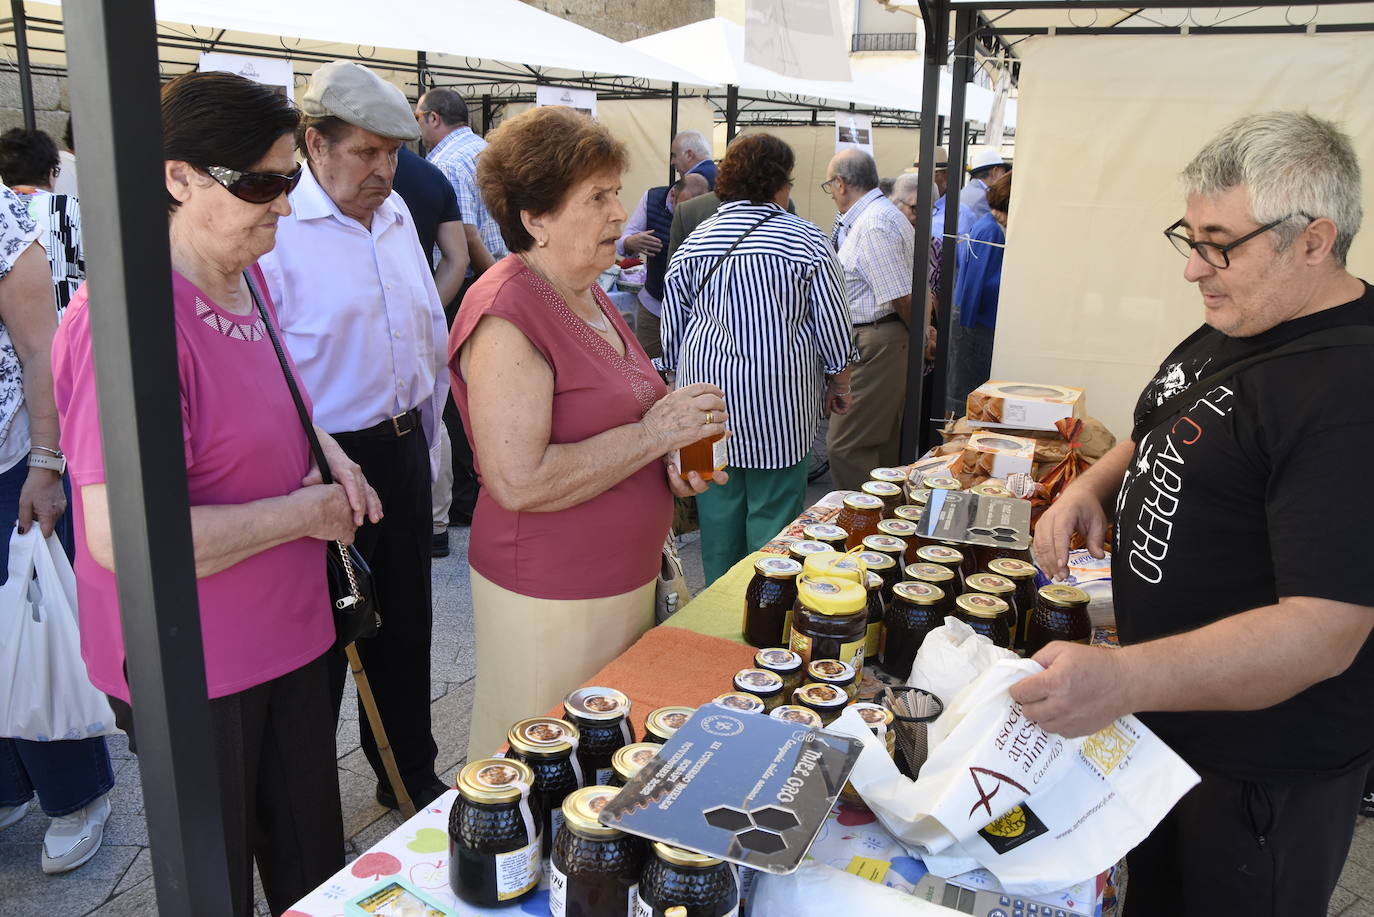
{"left": 450, "top": 107, "right": 728, "bottom": 757}
{"left": 52, "top": 73, "right": 380, "bottom": 916}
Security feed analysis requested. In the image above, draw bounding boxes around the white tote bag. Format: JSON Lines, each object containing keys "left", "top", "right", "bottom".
{"left": 0, "top": 526, "right": 116, "bottom": 740}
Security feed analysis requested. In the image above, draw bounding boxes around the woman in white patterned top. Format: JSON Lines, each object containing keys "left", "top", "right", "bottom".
{"left": 0, "top": 129, "right": 84, "bottom": 318}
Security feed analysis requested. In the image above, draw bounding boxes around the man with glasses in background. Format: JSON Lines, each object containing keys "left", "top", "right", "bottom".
{"left": 1020, "top": 111, "right": 1372, "bottom": 914}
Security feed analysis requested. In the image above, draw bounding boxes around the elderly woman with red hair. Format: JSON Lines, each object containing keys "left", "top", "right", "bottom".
{"left": 449, "top": 107, "right": 726, "bottom": 756}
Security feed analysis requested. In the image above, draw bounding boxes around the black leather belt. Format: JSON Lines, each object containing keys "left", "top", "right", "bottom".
{"left": 338, "top": 408, "right": 420, "bottom": 440}
{"left": 853, "top": 313, "right": 902, "bottom": 328}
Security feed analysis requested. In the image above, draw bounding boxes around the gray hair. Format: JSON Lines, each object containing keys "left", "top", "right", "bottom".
{"left": 890, "top": 171, "right": 925, "bottom": 201}
{"left": 1181, "top": 111, "right": 1362, "bottom": 265}
{"left": 833, "top": 149, "right": 879, "bottom": 192}
{"left": 673, "top": 130, "right": 710, "bottom": 159}
{"left": 418, "top": 88, "right": 469, "bottom": 127}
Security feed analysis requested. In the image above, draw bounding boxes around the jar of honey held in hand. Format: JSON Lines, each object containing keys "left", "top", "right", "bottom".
{"left": 673, "top": 428, "right": 726, "bottom": 480}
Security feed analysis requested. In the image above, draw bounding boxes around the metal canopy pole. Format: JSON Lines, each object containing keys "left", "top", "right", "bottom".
{"left": 669, "top": 80, "right": 679, "bottom": 186}
{"left": 900, "top": 0, "right": 949, "bottom": 461}
{"left": 725, "top": 83, "right": 739, "bottom": 143}
{"left": 64, "top": 1, "right": 233, "bottom": 914}
{"left": 929, "top": 7, "right": 976, "bottom": 443}
{"left": 11, "top": 0, "right": 35, "bottom": 130}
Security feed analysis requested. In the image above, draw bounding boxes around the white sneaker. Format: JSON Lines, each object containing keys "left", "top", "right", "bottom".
{"left": 41, "top": 794, "right": 110, "bottom": 874}
{"left": 0, "top": 800, "right": 28, "bottom": 831}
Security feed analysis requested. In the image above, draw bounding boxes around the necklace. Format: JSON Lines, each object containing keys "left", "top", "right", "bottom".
{"left": 520, "top": 252, "right": 612, "bottom": 333}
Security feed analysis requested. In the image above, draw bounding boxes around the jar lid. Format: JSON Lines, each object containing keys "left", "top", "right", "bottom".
{"left": 770, "top": 705, "right": 823, "bottom": 727}
{"left": 803, "top": 522, "right": 848, "bottom": 541}
{"left": 755, "top": 647, "right": 803, "bottom": 672}
{"left": 852, "top": 702, "right": 895, "bottom": 731}
{"left": 564, "top": 686, "right": 631, "bottom": 722}
{"left": 842, "top": 493, "right": 884, "bottom": 511}
{"left": 797, "top": 576, "right": 867, "bottom": 615}
{"left": 864, "top": 571, "right": 883, "bottom": 590}
{"left": 923, "top": 475, "right": 962, "bottom": 491}
{"left": 802, "top": 551, "right": 866, "bottom": 584}
{"left": 734, "top": 668, "right": 784, "bottom": 694}
{"left": 905, "top": 561, "right": 954, "bottom": 583}
{"left": 855, "top": 550, "right": 895, "bottom": 571}
{"left": 893, "top": 581, "right": 945, "bottom": 605}
{"left": 917, "top": 544, "right": 964, "bottom": 566}
{"left": 713, "top": 692, "right": 765, "bottom": 714}
{"left": 862, "top": 534, "right": 906, "bottom": 555}
{"left": 965, "top": 572, "right": 1015, "bottom": 596}
{"left": 877, "top": 519, "right": 918, "bottom": 537}
{"left": 1038, "top": 583, "right": 1090, "bottom": 607}
{"left": 611, "top": 743, "right": 661, "bottom": 785}
{"left": 507, "top": 716, "right": 579, "bottom": 757}
{"left": 457, "top": 758, "right": 533, "bottom": 805}
{"left": 988, "top": 557, "right": 1036, "bottom": 580}
{"left": 753, "top": 555, "right": 803, "bottom": 579}
{"left": 971, "top": 482, "right": 1014, "bottom": 498}
{"left": 807, "top": 658, "right": 856, "bottom": 684}
{"left": 646, "top": 706, "right": 695, "bottom": 738}
{"left": 956, "top": 592, "right": 1009, "bottom": 619}
{"left": 892, "top": 505, "right": 925, "bottom": 523}
{"left": 906, "top": 488, "right": 931, "bottom": 506}
{"left": 794, "top": 682, "right": 849, "bottom": 709}
{"left": 788, "top": 540, "right": 833, "bottom": 560}
{"left": 869, "top": 467, "right": 907, "bottom": 485}
{"left": 862, "top": 481, "right": 902, "bottom": 498}
{"left": 561, "top": 785, "right": 623, "bottom": 838}
{"left": 653, "top": 842, "right": 723, "bottom": 868}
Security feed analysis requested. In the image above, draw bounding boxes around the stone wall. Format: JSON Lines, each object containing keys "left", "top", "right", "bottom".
{"left": 522, "top": 0, "right": 713, "bottom": 41}
{"left": 0, "top": 71, "right": 70, "bottom": 145}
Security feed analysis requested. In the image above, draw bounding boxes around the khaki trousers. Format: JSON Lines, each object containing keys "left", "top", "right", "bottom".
{"left": 466, "top": 568, "right": 655, "bottom": 760}
{"left": 634, "top": 303, "right": 662, "bottom": 362}
{"left": 827, "top": 319, "right": 910, "bottom": 492}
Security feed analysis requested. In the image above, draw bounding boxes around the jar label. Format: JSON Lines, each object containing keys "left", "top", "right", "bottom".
{"left": 712, "top": 435, "right": 728, "bottom": 471}
{"left": 549, "top": 861, "right": 568, "bottom": 916}
{"left": 596, "top": 766, "right": 614, "bottom": 786}
{"left": 782, "top": 610, "right": 793, "bottom": 644}
{"left": 495, "top": 837, "right": 540, "bottom": 901}
{"left": 550, "top": 808, "right": 565, "bottom": 841}
{"left": 626, "top": 883, "right": 639, "bottom": 917}
{"left": 634, "top": 895, "right": 653, "bottom": 917}
{"left": 789, "top": 630, "right": 812, "bottom": 665}
{"left": 864, "top": 622, "right": 881, "bottom": 659}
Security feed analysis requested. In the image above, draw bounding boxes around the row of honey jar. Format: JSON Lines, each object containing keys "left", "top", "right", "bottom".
{"left": 828, "top": 467, "right": 1019, "bottom": 555}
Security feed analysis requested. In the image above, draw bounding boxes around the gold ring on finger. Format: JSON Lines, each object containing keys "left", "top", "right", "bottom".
{"left": 705, "top": 411, "right": 714, "bottom": 425}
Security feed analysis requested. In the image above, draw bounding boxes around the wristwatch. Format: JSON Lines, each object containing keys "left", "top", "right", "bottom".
{"left": 28, "top": 449, "right": 65, "bottom": 474}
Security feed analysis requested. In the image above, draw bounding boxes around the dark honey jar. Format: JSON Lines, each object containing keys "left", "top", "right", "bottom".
{"left": 743, "top": 555, "right": 803, "bottom": 648}
{"left": 860, "top": 537, "right": 906, "bottom": 591}
{"left": 448, "top": 758, "right": 541, "bottom": 908}
{"left": 836, "top": 493, "right": 885, "bottom": 549}
{"left": 876, "top": 519, "right": 919, "bottom": 564}
{"left": 916, "top": 544, "right": 968, "bottom": 589}
{"left": 903, "top": 563, "right": 957, "bottom": 615}
{"left": 787, "top": 539, "right": 833, "bottom": 564}
{"left": 860, "top": 570, "right": 886, "bottom": 662}
{"left": 610, "top": 742, "right": 661, "bottom": 787}
{"left": 551, "top": 785, "right": 646, "bottom": 917}
{"left": 988, "top": 558, "right": 1039, "bottom": 648}
{"left": 504, "top": 717, "right": 583, "bottom": 857}
{"left": 963, "top": 572, "right": 1020, "bottom": 650}
{"left": 869, "top": 467, "right": 908, "bottom": 488}
{"left": 856, "top": 547, "right": 899, "bottom": 599}
{"left": 862, "top": 480, "right": 904, "bottom": 517}
{"left": 954, "top": 592, "right": 1012, "bottom": 648}
{"left": 563, "top": 687, "right": 633, "bottom": 786}
{"left": 802, "top": 522, "right": 849, "bottom": 551}
{"left": 639, "top": 843, "right": 739, "bottom": 917}
{"left": 1024, "top": 584, "right": 1092, "bottom": 656}
{"left": 789, "top": 575, "right": 868, "bottom": 669}
{"left": 644, "top": 706, "right": 695, "bottom": 744}
{"left": 880, "top": 581, "right": 946, "bottom": 679}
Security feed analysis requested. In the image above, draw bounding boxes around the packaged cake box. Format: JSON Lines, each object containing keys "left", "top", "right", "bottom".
{"left": 966, "top": 381, "right": 1084, "bottom": 432}
{"left": 960, "top": 431, "right": 1037, "bottom": 479}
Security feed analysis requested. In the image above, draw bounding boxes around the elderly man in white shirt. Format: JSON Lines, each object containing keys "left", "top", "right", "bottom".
{"left": 259, "top": 61, "right": 450, "bottom": 811}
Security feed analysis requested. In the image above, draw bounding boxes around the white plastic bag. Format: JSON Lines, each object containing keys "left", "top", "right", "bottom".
{"left": 906, "top": 616, "right": 1017, "bottom": 728}
{"left": 0, "top": 526, "right": 116, "bottom": 740}
{"left": 831, "top": 659, "right": 1199, "bottom": 894}
{"left": 751, "top": 861, "right": 953, "bottom": 915}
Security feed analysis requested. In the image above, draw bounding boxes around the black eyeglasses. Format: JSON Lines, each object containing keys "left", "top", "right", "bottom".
{"left": 203, "top": 164, "right": 303, "bottom": 204}
{"left": 821, "top": 177, "right": 840, "bottom": 194}
{"left": 1163, "top": 213, "right": 1311, "bottom": 269}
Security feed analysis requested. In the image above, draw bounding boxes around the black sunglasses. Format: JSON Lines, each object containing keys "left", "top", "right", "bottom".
{"left": 203, "top": 164, "right": 303, "bottom": 204}
{"left": 1163, "top": 213, "right": 1312, "bottom": 269}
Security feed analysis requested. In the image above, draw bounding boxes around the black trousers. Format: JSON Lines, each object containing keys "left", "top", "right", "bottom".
{"left": 110, "top": 654, "right": 343, "bottom": 917}
{"left": 445, "top": 277, "right": 479, "bottom": 522}
{"left": 1124, "top": 763, "right": 1363, "bottom": 917}
{"left": 328, "top": 424, "right": 439, "bottom": 794}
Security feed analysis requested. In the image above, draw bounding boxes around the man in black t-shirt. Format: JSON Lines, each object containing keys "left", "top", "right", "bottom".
{"left": 1017, "top": 112, "right": 1372, "bottom": 915}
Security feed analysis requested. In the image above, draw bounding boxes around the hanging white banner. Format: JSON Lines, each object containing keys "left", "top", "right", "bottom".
{"left": 535, "top": 85, "right": 598, "bottom": 119}
{"left": 198, "top": 52, "right": 294, "bottom": 101}
{"left": 745, "top": 0, "right": 852, "bottom": 82}
{"left": 834, "top": 110, "right": 875, "bottom": 157}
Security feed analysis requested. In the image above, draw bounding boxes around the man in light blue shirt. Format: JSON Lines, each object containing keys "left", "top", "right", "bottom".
{"left": 961, "top": 148, "right": 1011, "bottom": 220}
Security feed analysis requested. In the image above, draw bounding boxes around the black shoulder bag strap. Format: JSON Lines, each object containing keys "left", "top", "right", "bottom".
{"left": 1132, "top": 324, "right": 1374, "bottom": 442}
{"left": 691, "top": 209, "right": 780, "bottom": 301}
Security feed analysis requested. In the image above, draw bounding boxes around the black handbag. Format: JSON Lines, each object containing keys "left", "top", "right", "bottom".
{"left": 245, "top": 271, "right": 380, "bottom": 649}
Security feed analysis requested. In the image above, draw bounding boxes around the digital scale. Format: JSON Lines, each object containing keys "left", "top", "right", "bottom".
{"left": 913, "top": 875, "right": 1094, "bottom": 917}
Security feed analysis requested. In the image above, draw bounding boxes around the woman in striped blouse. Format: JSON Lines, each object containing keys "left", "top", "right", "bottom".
{"left": 662, "top": 133, "right": 854, "bottom": 584}
{"left": 0, "top": 129, "right": 83, "bottom": 319}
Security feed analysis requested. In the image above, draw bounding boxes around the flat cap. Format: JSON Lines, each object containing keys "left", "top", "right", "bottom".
{"left": 300, "top": 61, "right": 419, "bottom": 142}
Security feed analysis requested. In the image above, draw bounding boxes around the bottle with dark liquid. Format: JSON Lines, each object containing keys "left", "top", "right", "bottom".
{"left": 954, "top": 592, "right": 1012, "bottom": 648}
{"left": 550, "top": 785, "right": 646, "bottom": 917}
{"left": 1023, "top": 584, "right": 1092, "bottom": 656}
{"left": 639, "top": 843, "right": 739, "bottom": 916}
{"left": 879, "top": 581, "right": 946, "bottom": 679}
{"left": 743, "top": 556, "right": 802, "bottom": 647}
{"left": 504, "top": 717, "right": 583, "bottom": 857}
{"left": 564, "top": 687, "right": 633, "bottom": 785}
{"left": 448, "top": 758, "right": 541, "bottom": 908}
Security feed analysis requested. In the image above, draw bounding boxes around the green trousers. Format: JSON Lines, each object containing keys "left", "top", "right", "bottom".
{"left": 695, "top": 456, "right": 810, "bottom": 586}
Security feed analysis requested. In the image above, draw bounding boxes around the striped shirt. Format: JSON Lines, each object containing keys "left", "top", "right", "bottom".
{"left": 426, "top": 126, "right": 508, "bottom": 266}
{"left": 836, "top": 188, "right": 915, "bottom": 325}
{"left": 661, "top": 201, "right": 853, "bottom": 469}
{"left": 15, "top": 188, "right": 82, "bottom": 319}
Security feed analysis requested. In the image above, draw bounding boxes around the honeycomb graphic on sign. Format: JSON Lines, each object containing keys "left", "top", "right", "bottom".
{"left": 703, "top": 804, "right": 801, "bottom": 854}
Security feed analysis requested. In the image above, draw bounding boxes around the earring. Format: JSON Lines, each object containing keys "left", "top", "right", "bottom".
{"left": 537, "top": 237, "right": 548, "bottom": 248}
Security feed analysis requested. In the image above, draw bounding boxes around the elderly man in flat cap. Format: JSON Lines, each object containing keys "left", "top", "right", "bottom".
{"left": 259, "top": 61, "right": 449, "bottom": 810}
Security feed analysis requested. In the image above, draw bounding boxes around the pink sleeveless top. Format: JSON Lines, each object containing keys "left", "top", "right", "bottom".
{"left": 449, "top": 255, "right": 672, "bottom": 600}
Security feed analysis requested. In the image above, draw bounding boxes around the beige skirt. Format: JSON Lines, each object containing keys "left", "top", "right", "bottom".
{"left": 466, "top": 568, "right": 655, "bottom": 761}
